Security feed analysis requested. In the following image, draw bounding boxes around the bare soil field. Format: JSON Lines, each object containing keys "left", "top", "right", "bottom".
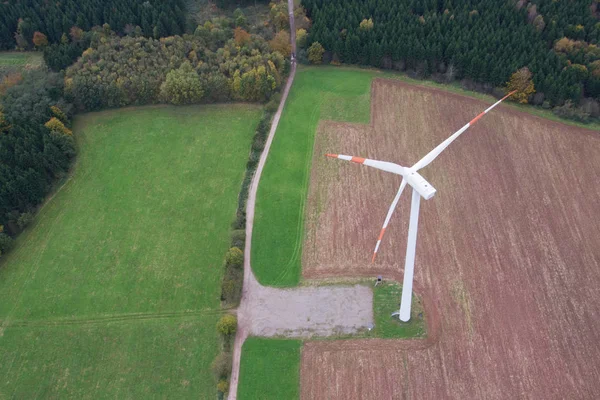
{"left": 301, "top": 79, "right": 600, "bottom": 399}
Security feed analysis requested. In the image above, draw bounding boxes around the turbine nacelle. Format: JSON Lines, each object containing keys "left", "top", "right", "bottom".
{"left": 404, "top": 170, "right": 436, "bottom": 200}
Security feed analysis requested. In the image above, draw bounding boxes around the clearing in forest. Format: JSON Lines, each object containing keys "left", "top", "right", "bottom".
{"left": 0, "top": 104, "right": 261, "bottom": 398}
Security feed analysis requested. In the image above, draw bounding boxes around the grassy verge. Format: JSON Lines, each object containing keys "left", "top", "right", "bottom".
{"left": 0, "top": 104, "right": 261, "bottom": 397}
{"left": 371, "top": 281, "right": 425, "bottom": 338}
{"left": 237, "top": 337, "right": 302, "bottom": 400}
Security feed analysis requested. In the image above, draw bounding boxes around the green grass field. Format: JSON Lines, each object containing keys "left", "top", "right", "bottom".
{"left": 251, "top": 67, "right": 375, "bottom": 286}
{"left": 0, "top": 52, "right": 42, "bottom": 66}
{"left": 0, "top": 104, "right": 261, "bottom": 397}
{"left": 237, "top": 338, "right": 301, "bottom": 400}
{"left": 0, "top": 51, "right": 43, "bottom": 77}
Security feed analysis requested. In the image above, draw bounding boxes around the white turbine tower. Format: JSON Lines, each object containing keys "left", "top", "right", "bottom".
{"left": 326, "top": 91, "right": 516, "bottom": 322}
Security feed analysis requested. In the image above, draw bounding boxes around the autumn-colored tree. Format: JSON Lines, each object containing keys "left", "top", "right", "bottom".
{"left": 159, "top": 61, "right": 204, "bottom": 105}
{"left": 506, "top": 67, "right": 535, "bottom": 104}
{"left": 32, "top": 31, "right": 48, "bottom": 48}
{"left": 70, "top": 26, "right": 84, "bottom": 42}
{"left": 307, "top": 41, "right": 325, "bottom": 64}
{"left": 233, "top": 27, "right": 251, "bottom": 46}
{"left": 217, "top": 380, "right": 229, "bottom": 394}
{"left": 45, "top": 117, "right": 73, "bottom": 135}
{"left": 532, "top": 15, "right": 545, "bottom": 32}
{"left": 269, "top": 1, "right": 289, "bottom": 31}
{"left": 359, "top": 18, "right": 374, "bottom": 31}
{"left": 296, "top": 28, "right": 307, "bottom": 48}
{"left": 269, "top": 30, "right": 291, "bottom": 57}
{"left": 225, "top": 247, "right": 243, "bottom": 269}
{"left": 50, "top": 106, "right": 67, "bottom": 123}
{"left": 0, "top": 111, "right": 11, "bottom": 134}
{"left": 216, "top": 314, "right": 237, "bottom": 336}
{"left": 0, "top": 73, "right": 23, "bottom": 96}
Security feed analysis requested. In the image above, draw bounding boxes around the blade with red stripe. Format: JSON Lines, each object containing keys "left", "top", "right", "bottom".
{"left": 372, "top": 179, "right": 407, "bottom": 263}
{"left": 325, "top": 154, "right": 405, "bottom": 175}
{"left": 410, "top": 90, "right": 516, "bottom": 172}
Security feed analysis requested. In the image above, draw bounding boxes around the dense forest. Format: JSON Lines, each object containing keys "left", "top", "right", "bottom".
{"left": 0, "top": 0, "right": 187, "bottom": 50}
{"left": 302, "top": 0, "right": 600, "bottom": 106}
{"left": 0, "top": 71, "right": 74, "bottom": 252}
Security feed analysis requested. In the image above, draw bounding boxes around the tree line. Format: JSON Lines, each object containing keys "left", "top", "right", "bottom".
{"left": 302, "top": 0, "right": 600, "bottom": 107}
{"left": 0, "top": 70, "right": 74, "bottom": 253}
{"left": 0, "top": 0, "right": 187, "bottom": 50}
{"left": 64, "top": 23, "right": 286, "bottom": 111}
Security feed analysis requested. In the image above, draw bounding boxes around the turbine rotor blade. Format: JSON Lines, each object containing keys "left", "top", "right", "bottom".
{"left": 372, "top": 179, "right": 407, "bottom": 263}
{"left": 326, "top": 153, "right": 405, "bottom": 175}
{"left": 398, "top": 188, "right": 422, "bottom": 322}
{"left": 410, "top": 90, "right": 516, "bottom": 172}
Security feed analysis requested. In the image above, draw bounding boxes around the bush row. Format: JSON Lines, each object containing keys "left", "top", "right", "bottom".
{"left": 215, "top": 96, "right": 280, "bottom": 396}
{"left": 212, "top": 314, "right": 237, "bottom": 398}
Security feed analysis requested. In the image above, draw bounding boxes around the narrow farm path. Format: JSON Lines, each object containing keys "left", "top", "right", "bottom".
{"left": 227, "top": 3, "right": 375, "bottom": 398}
{"left": 226, "top": 53, "right": 375, "bottom": 400}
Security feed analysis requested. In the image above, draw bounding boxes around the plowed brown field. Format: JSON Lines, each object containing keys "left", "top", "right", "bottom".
{"left": 301, "top": 79, "right": 600, "bottom": 399}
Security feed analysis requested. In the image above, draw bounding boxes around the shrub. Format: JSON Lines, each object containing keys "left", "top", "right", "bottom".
{"left": 211, "top": 352, "right": 232, "bottom": 379}
{"left": 160, "top": 61, "right": 204, "bottom": 105}
{"left": 231, "top": 230, "right": 245, "bottom": 249}
{"left": 0, "top": 233, "right": 13, "bottom": 253}
{"left": 308, "top": 42, "right": 325, "bottom": 64}
{"left": 552, "top": 100, "right": 590, "bottom": 123}
{"left": 296, "top": 29, "right": 308, "bottom": 49}
{"left": 17, "top": 212, "right": 34, "bottom": 230}
{"left": 45, "top": 117, "right": 73, "bottom": 135}
{"left": 225, "top": 247, "right": 243, "bottom": 269}
{"left": 217, "top": 379, "right": 230, "bottom": 394}
{"left": 220, "top": 267, "right": 243, "bottom": 305}
{"left": 50, "top": 106, "right": 67, "bottom": 122}
{"left": 217, "top": 314, "right": 237, "bottom": 336}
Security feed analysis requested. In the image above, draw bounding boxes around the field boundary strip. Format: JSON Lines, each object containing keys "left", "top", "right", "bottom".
{"left": 0, "top": 309, "right": 224, "bottom": 328}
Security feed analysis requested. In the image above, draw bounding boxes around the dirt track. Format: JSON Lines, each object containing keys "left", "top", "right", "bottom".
{"left": 301, "top": 79, "right": 600, "bottom": 399}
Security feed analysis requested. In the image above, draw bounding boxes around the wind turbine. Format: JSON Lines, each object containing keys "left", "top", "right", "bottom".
{"left": 326, "top": 91, "right": 516, "bottom": 322}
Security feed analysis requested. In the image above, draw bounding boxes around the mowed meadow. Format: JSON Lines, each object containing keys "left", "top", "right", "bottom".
{"left": 0, "top": 104, "right": 261, "bottom": 397}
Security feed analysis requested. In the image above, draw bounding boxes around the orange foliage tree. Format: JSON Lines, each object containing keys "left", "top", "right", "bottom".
{"left": 233, "top": 27, "right": 251, "bottom": 46}
{"left": 32, "top": 31, "right": 48, "bottom": 48}
{"left": 269, "top": 30, "right": 291, "bottom": 57}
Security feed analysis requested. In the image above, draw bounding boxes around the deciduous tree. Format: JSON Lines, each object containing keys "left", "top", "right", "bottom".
{"left": 308, "top": 41, "right": 325, "bottom": 64}
{"left": 269, "top": 30, "right": 291, "bottom": 57}
{"left": 159, "top": 61, "right": 204, "bottom": 105}
{"left": 33, "top": 31, "right": 48, "bottom": 48}
{"left": 507, "top": 67, "right": 536, "bottom": 104}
